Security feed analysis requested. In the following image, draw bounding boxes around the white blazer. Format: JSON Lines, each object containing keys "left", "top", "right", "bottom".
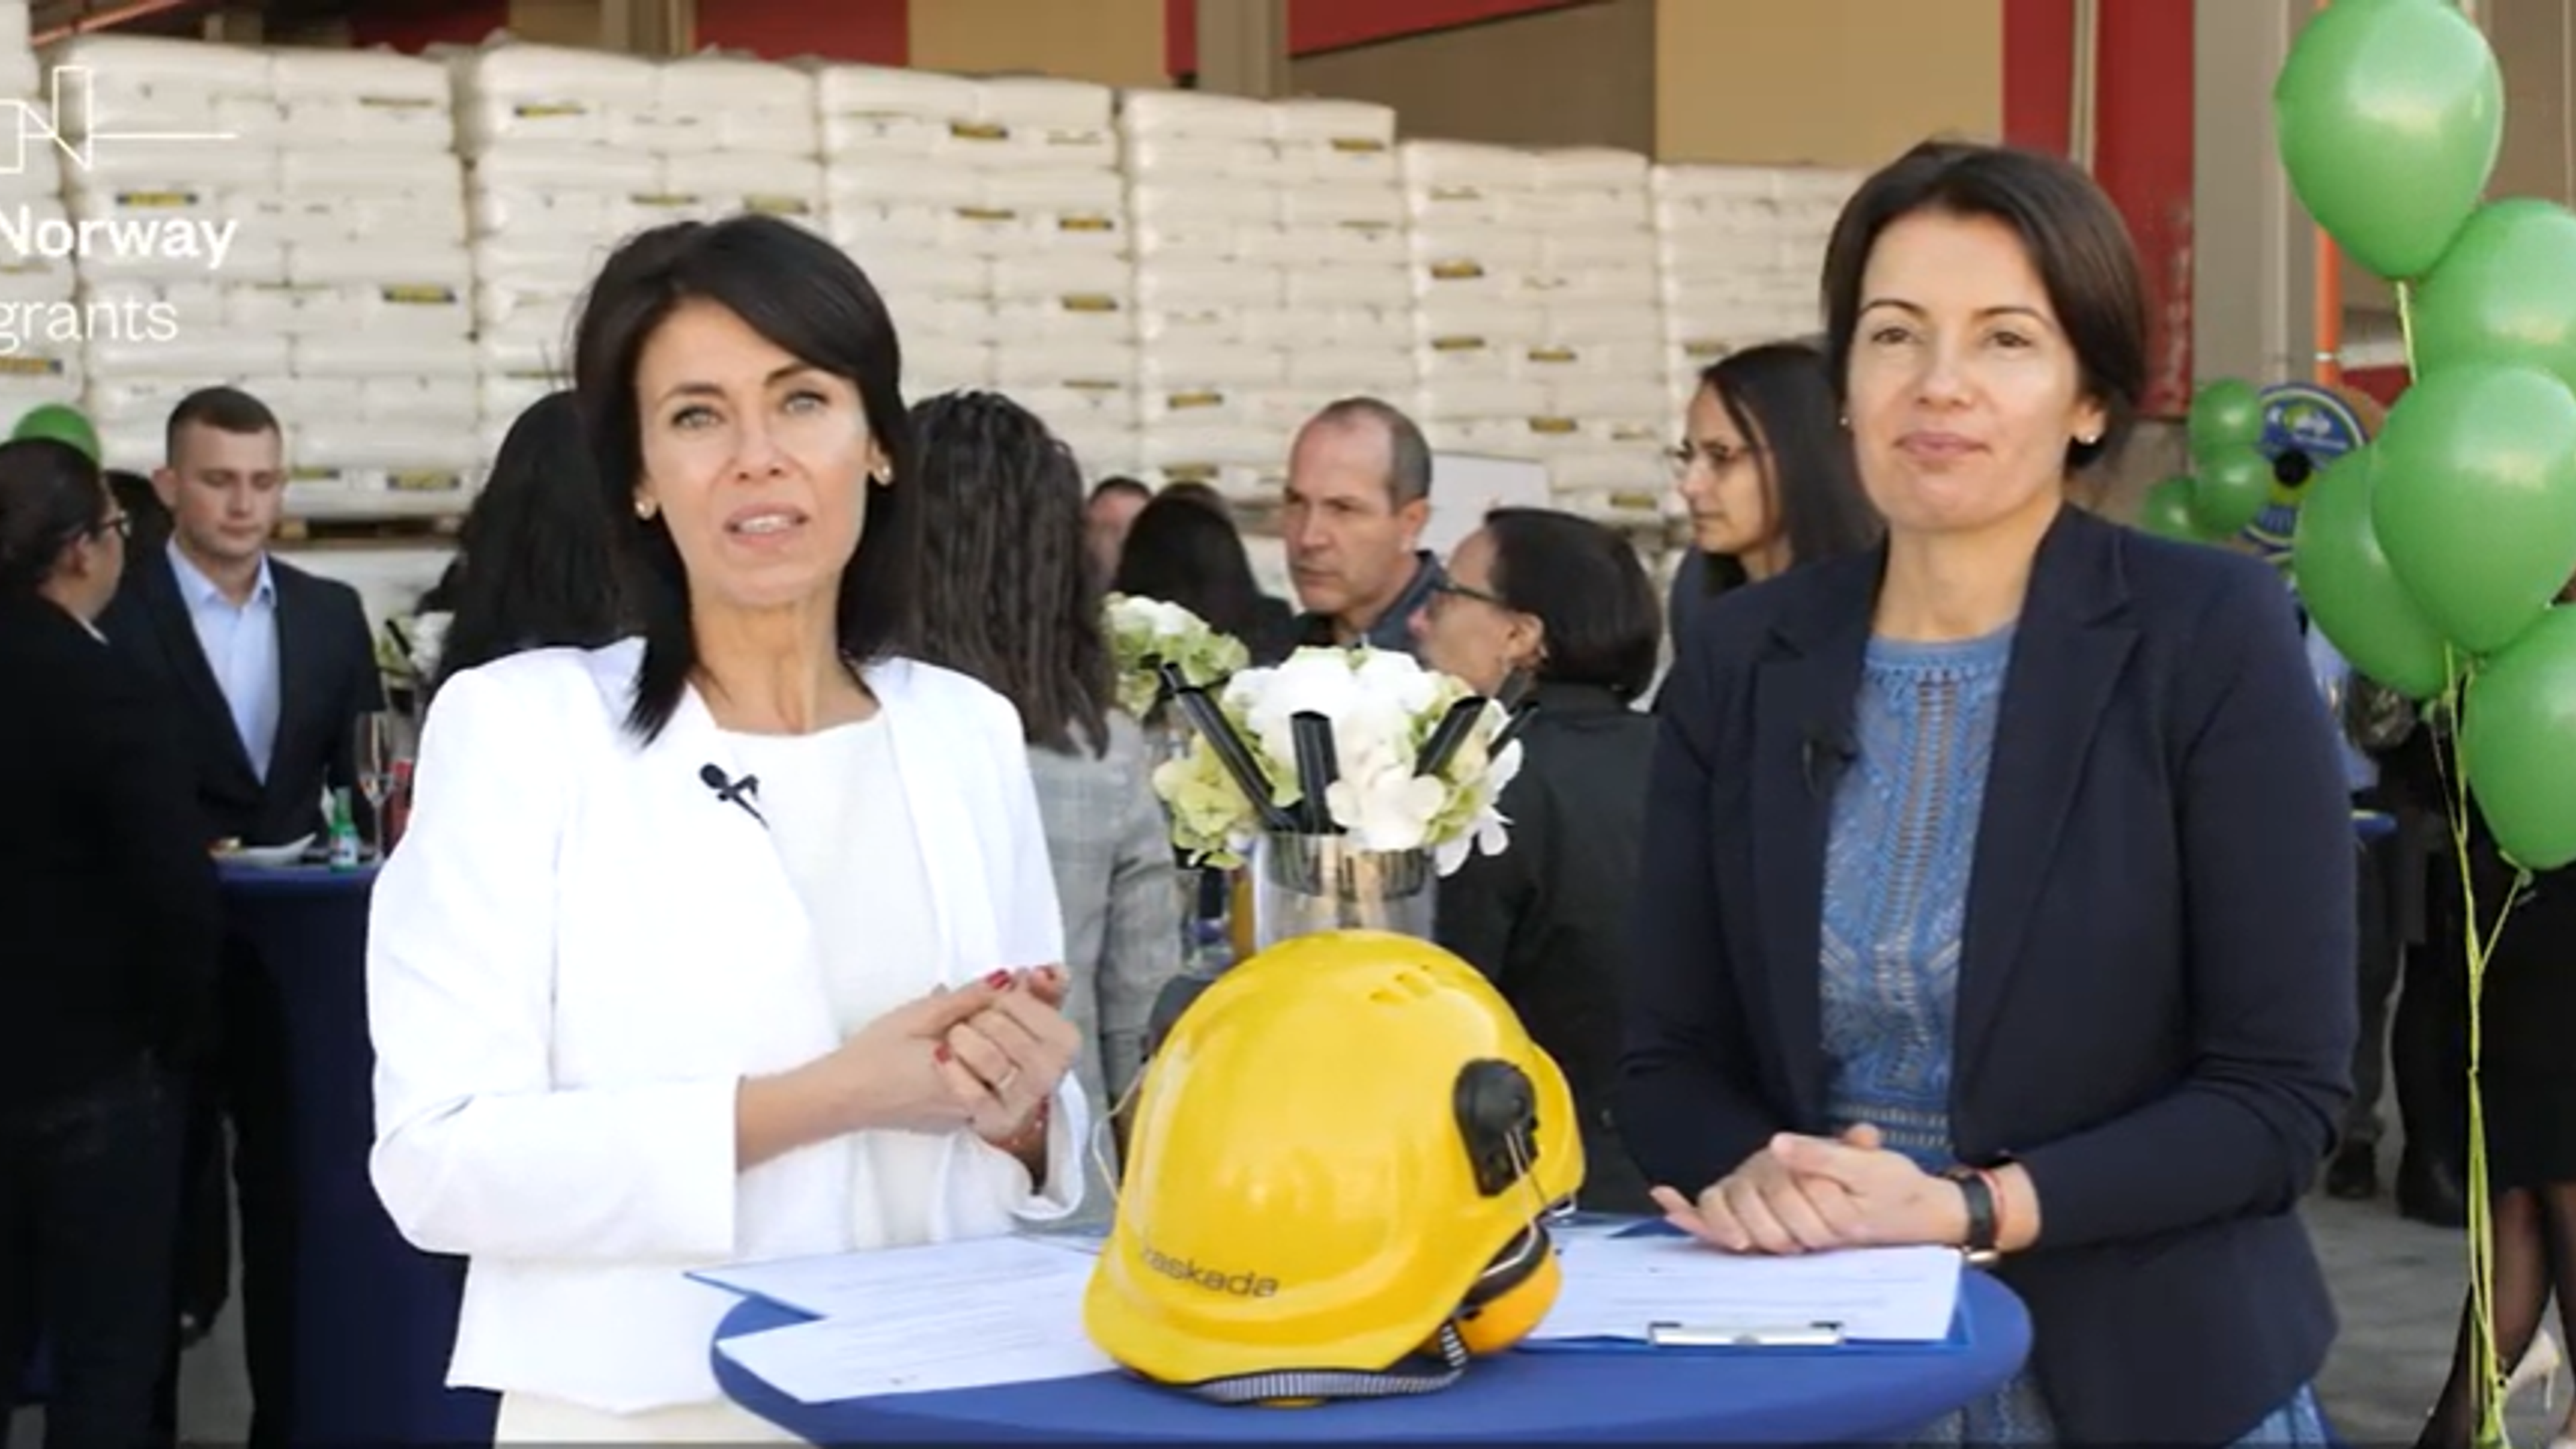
{"left": 366, "top": 639, "right": 1088, "bottom": 1414}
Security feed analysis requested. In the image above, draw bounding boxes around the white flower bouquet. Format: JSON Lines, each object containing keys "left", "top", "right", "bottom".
{"left": 1104, "top": 593, "right": 1249, "bottom": 720}
{"left": 375, "top": 610, "right": 451, "bottom": 690}
{"left": 1150, "top": 645, "right": 1527, "bottom": 874}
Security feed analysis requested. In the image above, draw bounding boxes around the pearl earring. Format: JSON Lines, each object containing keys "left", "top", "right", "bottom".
{"left": 635, "top": 498, "right": 657, "bottom": 520}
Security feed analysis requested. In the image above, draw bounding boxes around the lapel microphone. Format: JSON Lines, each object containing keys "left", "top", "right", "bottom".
{"left": 698, "top": 763, "right": 766, "bottom": 826}
{"left": 1801, "top": 724, "right": 1856, "bottom": 800}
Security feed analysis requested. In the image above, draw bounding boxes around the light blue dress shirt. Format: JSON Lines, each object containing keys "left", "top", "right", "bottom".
{"left": 167, "top": 539, "right": 280, "bottom": 782}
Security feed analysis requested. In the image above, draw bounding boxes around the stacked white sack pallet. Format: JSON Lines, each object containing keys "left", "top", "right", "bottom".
{"left": 1652, "top": 163, "right": 1860, "bottom": 416}
{"left": 466, "top": 48, "right": 826, "bottom": 455}
{"left": 452, "top": 42, "right": 655, "bottom": 465}
{"left": 1402, "top": 140, "right": 1668, "bottom": 523}
{"left": 1264, "top": 97, "right": 1415, "bottom": 463}
{"left": 1115, "top": 93, "right": 1285, "bottom": 500}
{"left": 0, "top": 0, "right": 76, "bottom": 421}
{"left": 818, "top": 64, "right": 1138, "bottom": 476}
{"left": 44, "top": 38, "right": 275, "bottom": 474}
{"left": 266, "top": 46, "right": 478, "bottom": 515}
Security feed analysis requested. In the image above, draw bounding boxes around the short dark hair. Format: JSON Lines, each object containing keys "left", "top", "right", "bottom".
{"left": 1156, "top": 479, "right": 1230, "bottom": 519}
{"left": 433, "top": 390, "right": 630, "bottom": 690}
{"left": 1694, "top": 340, "right": 1880, "bottom": 592}
{"left": 1820, "top": 140, "right": 2147, "bottom": 475}
{"left": 572, "top": 214, "right": 920, "bottom": 742}
{"left": 1113, "top": 492, "right": 1269, "bottom": 646}
{"left": 164, "top": 385, "right": 280, "bottom": 462}
{"left": 1307, "top": 396, "right": 1432, "bottom": 508}
{"left": 908, "top": 390, "right": 1112, "bottom": 758}
{"left": 1481, "top": 507, "right": 1660, "bottom": 702}
{"left": 0, "top": 437, "right": 109, "bottom": 594}
{"left": 1089, "top": 476, "right": 1150, "bottom": 505}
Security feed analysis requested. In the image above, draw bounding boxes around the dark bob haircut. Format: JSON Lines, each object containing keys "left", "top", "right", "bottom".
{"left": 1692, "top": 339, "right": 1879, "bottom": 593}
{"left": 0, "top": 437, "right": 109, "bottom": 596}
{"left": 1481, "top": 506, "right": 1660, "bottom": 703}
{"left": 1820, "top": 140, "right": 2149, "bottom": 476}
{"left": 572, "top": 214, "right": 919, "bottom": 741}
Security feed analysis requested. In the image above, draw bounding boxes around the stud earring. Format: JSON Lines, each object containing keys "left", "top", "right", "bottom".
{"left": 635, "top": 497, "right": 657, "bottom": 520}
{"left": 2076, "top": 430, "right": 2100, "bottom": 447}
{"left": 869, "top": 464, "right": 892, "bottom": 486}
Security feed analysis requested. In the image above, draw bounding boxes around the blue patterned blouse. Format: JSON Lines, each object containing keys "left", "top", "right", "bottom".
{"left": 1817, "top": 626, "right": 2332, "bottom": 1446}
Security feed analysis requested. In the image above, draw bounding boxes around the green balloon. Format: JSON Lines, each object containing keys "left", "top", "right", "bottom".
{"left": 2463, "top": 605, "right": 2576, "bottom": 869}
{"left": 10, "top": 402, "right": 98, "bottom": 462}
{"left": 2412, "top": 199, "right": 2576, "bottom": 396}
{"left": 2273, "top": 0, "right": 2503, "bottom": 280}
{"left": 2139, "top": 477, "right": 2204, "bottom": 541}
{"left": 2291, "top": 447, "right": 2452, "bottom": 699}
{"left": 2186, "top": 378, "right": 2265, "bottom": 462}
{"left": 2189, "top": 446, "right": 2273, "bottom": 539}
{"left": 2372, "top": 362, "right": 2576, "bottom": 655}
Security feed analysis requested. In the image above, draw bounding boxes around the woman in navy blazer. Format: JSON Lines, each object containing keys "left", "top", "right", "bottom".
{"left": 1618, "top": 140, "right": 2355, "bottom": 1446}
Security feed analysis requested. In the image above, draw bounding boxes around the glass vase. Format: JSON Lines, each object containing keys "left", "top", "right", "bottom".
{"left": 1248, "top": 830, "right": 1436, "bottom": 953}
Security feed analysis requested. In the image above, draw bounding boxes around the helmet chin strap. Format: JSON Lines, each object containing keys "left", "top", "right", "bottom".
{"left": 1176, "top": 1321, "right": 1472, "bottom": 1405}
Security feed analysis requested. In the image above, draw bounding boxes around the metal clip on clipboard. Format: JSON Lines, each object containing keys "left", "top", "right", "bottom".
{"left": 1646, "top": 1320, "right": 1845, "bottom": 1348}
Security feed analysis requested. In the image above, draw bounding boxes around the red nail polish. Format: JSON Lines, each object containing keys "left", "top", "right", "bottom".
{"left": 983, "top": 969, "right": 1011, "bottom": 989}
{"left": 933, "top": 1043, "right": 951, "bottom": 1063}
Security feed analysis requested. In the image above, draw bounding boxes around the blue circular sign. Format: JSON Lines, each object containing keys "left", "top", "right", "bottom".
{"left": 2243, "top": 382, "right": 2373, "bottom": 564}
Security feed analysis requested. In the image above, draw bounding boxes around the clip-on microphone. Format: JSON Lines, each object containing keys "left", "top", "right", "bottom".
{"left": 699, "top": 763, "right": 766, "bottom": 826}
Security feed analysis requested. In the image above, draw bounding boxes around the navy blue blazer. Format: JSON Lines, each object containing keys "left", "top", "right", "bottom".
{"left": 1617, "top": 504, "right": 2355, "bottom": 1446}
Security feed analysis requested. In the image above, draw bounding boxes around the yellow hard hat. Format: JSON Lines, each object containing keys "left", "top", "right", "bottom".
{"left": 1083, "top": 929, "right": 1583, "bottom": 1403}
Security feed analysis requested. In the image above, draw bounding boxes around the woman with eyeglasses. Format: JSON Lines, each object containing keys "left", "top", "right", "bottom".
{"left": 0, "top": 437, "right": 222, "bottom": 1444}
{"left": 1412, "top": 506, "right": 1664, "bottom": 1213}
{"left": 1668, "top": 340, "right": 1881, "bottom": 637}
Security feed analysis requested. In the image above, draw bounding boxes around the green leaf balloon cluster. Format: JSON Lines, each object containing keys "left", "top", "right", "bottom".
{"left": 2279, "top": 0, "right": 2576, "bottom": 870}
{"left": 2139, "top": 378, "right": 2273, "bottom": 545}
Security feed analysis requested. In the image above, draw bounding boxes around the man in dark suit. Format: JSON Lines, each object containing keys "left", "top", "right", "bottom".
{"left": 103, "top": 386, "right": 383, "bottom": 849}
{"left": 101, "top": 386, "right": 382, "bottom": 1448}
{"left": 0, "top": 438, "right": 221, "bottom": 1448}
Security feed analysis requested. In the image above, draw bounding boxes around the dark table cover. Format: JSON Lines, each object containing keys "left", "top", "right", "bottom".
{"left": 710, "top": 1252, "right": 2031, "bottom": 1444}
{"left": 218, "top": 861, "right": 496, "bottom": 1446}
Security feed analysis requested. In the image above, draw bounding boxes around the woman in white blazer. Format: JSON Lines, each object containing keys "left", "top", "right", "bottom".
{"left": 366, "top": 215, "right": 1090, "bottom": 1442}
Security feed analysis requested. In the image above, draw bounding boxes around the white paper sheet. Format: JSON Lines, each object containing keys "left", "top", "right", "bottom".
{"left": 1528, "top": 1239, "right": 1962, "bottom": 1344}
{"left": 690, "top": 1236, "right": 1095, "bottom": 1320}
{"left": 716, "top": 1274, "right": 1116, "bottom": 1403}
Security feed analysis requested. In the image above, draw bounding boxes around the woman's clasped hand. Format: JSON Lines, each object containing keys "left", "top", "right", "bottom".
{"left": 1650, "top": 1124, "right": 1969, "bottom": 1255}
{"left": 808, "top": 967, "right": 1079, "bottom": 1146}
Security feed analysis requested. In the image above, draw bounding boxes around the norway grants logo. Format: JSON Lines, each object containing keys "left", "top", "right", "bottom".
{"left": 0, "top": 66, "right": 235, "bottom": 175}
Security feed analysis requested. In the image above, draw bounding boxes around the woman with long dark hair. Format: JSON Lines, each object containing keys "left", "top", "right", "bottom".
{"left": 1668, "top": 340, "right": 1879, "bottom": 635}
{"left": 427, "top": 391, "right": 630, "bottom": 692}
{"left": 910, "top": 390, "right": 1182, "bottom": 1185}
{"left": 366, "top": 216, "right": 1087, "bottom": 1441}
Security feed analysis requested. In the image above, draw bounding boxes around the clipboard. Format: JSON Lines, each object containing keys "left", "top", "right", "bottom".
{"left": 1513, "top": 1297, "right": 1978, "bottom": 1358}
{"left": 1517, "top": 1216, "right": 1978, "bottom": 1357}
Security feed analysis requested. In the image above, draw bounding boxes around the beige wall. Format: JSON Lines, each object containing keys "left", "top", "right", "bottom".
{"left": 1289, "top": 0, "right": 1657, "bottom": 152}
{"left": 1654, "top": 0, "right": 2002, "bottom": 167}
{"left": 908, "top": 0, "right": 1167, "bottom": 87}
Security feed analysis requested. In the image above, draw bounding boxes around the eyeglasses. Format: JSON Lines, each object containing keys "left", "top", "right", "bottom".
{"left": 94, "top": 511, "right": 131, "bottom": 539}
{"left": 1430, "top": 578, "right": 1510, "bottom": 612}
{"left": 1668, "top": 440, "right": 1762, "bottom": 476}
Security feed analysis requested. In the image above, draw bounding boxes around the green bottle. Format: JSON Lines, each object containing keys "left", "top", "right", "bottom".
{"left": 327, "top": 788, "right": 361, "bottom": 871}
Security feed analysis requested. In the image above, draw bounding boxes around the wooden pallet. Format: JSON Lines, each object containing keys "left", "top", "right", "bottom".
{"left": 274, "top": 513, "right": 464, "bottom": 545}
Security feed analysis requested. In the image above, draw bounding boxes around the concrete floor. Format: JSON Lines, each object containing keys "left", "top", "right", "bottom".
{"left": 5, "top": 1171, "right": 2561, "bottom": 1446}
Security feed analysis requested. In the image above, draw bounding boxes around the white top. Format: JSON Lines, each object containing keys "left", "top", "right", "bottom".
{"left": 723, "top": 717, "right": 949, "bottom": 1250}
{"left": 365, "top": 643, "right": 1085, "bottom": 1415}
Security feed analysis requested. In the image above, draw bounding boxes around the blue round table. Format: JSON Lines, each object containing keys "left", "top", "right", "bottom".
{"left": 218, "top": 861, "right": 496, "bottom": 1446}
{"left": 710, "top": 1267, "right": 2029, "bottom": 1444}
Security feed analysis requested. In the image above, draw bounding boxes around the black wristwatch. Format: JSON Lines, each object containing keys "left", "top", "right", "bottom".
{"left": 1945, "top": 1165, "right": 2000, "bottom": 1265}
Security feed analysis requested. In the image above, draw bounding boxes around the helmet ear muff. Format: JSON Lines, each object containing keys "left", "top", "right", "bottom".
{"left": 1455, "top": 1058, "right": 1539, "bottom": 1196}
{"left": 1450, "top": 1223, "right": 1559, "bottom": 1356}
